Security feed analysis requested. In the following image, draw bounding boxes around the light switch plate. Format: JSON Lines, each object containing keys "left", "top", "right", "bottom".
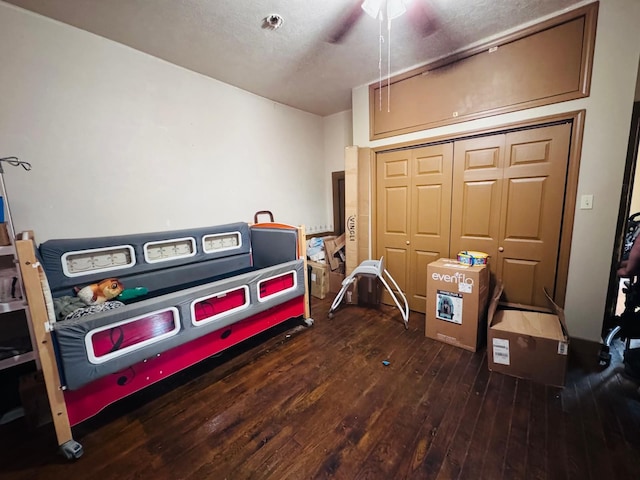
{"left": 580, "top": 194, "right": 594, "bottom": 210}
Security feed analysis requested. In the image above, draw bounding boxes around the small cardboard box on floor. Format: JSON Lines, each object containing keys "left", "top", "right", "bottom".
{"left": 308, "top": 260, "right": 329, "bottom": 299}
{"left": 487, "top": 283, "right": 569, "bottom": 387}
{"left": 425, "top": 258, "right": 490, "bottom": 352}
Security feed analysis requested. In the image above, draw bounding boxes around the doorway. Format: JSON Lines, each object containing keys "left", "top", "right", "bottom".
{"left": 606, "top": 102, "right": 640, "bottom": 323}
{"left": 332, "top": 171, "right": 345, "bottom": 236}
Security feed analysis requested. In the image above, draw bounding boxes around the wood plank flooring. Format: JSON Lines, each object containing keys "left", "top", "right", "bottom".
{"left": 1, "top": 297, "right": 640, "bottom": 479}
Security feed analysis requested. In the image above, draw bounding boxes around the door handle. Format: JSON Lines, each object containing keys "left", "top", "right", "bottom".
{"left": 498, "top": 246, "right": 504, "bottom": 252}
{"left": 406, "top": 240, "right": 410, "bottom": 245}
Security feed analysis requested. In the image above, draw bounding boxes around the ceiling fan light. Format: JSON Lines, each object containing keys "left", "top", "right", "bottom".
{"left": 386, "top": 0, "right": 407, "bottom": 20}
{"left": 361, "top": 0, "right": 383, "bottom": 19}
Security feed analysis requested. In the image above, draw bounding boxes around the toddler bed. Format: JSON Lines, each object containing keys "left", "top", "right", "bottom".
{"left": 15, "top": 218, "right": 312, "bottom": 459}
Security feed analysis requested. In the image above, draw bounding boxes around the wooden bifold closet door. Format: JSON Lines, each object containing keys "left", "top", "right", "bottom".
{"left": 376, "top": 144, "right": 453, "bottom": 312}
{"left": 376, "top": 122, "right": 571, "bottom": 313}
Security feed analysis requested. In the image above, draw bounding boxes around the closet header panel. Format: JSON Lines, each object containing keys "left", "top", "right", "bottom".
{"left": 369, "top": 2, "right": 598, "bottom": 140}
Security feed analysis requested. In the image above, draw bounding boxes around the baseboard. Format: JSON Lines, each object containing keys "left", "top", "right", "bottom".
{"left": 569, "top": 336, "right": 606, "bottom": 372}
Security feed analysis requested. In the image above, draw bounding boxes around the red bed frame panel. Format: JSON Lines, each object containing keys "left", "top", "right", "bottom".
{"left": 88, "top": 309, "right": 180, "bottom": 360}
{"left": 64, "top": 296, "right": 305, "bottom": 426}
{"left": 192, "top": 286, "right": 250, "bottom": 324}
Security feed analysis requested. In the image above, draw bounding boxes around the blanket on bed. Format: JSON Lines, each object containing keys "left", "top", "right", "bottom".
{"left": 53, "top": 296, "right": 124, "bottom": 321}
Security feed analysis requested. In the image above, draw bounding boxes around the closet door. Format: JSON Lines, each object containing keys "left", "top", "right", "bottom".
{"left": 450, "top": 124, "right": 571, "bottom": 309}
{"left": 376, "top": 149, "right": 412, "bottom": 303}
{"left": 408, "top": 145, "right": 454, "bottom": 311}
{"left": 450, "top": 134, "right": 506, "bottom": 280}
{"left": 497, "top": 123, "right": 571, "bottom": 307}
{"left": 376, "top": 144, "right": 453, "bottom": 312}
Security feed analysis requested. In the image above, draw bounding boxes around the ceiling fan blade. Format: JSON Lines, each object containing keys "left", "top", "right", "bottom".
{"left": 327, "top": 1, "right": 366, "bottom": 44}
{"left": 408, "top": 0, "right": 440, "bottom": 37}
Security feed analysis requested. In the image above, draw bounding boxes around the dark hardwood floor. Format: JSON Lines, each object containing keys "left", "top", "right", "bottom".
{"left": 1, "top": 297, "right": 640, "bottom": 479}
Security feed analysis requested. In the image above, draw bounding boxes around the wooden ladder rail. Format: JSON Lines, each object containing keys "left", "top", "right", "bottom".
{"left": 15, "top": 236, "right": 83, "bottom": 460}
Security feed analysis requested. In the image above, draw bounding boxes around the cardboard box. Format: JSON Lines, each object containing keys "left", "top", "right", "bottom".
{"left": 487, "top": 283, "right": 569, "bottom": 387}
{"left": 0, "top": 223, "right": 10, "bottom": 246}
{"left": 329, "top": 268, "right": 345, "bottom": 294}
{"left": 426, "top": 258, "right": 490, "bottom": 352}
{"left": 344, "top": 146, "right": 359, "bottom": 276}
{"left": 308, "top": 260, "right": 329, "bottom": 299}
{"left": 324, "top": 234, "right": 346, "bottom": 271}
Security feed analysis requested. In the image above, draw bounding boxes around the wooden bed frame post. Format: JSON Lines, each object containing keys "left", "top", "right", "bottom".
{"left": 15, "top": 238, "right": 83, "bottom": 460}
{"left": 297, "top": 225, "right": 314, "bottom": 325}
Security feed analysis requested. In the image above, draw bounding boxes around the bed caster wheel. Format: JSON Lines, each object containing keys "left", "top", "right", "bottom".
{"left": 60, "top": 440, "right": 83, "bottom": 460}
{"left": 303, "top": 318, "right": 314, "bottom": 327}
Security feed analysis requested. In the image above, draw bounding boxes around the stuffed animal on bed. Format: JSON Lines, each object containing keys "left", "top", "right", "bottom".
{"left": 75, "top": 278, "right": 124, "bottom": 306}
{"left": 117, "top": 286, "right": 149, "bottom": 301}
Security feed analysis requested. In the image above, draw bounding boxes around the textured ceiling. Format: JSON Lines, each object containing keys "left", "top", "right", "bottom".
{"left": 4, "top": 0, "right": 586, "bottom": 116}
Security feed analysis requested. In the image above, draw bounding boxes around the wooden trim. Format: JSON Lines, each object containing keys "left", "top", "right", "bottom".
{"left": 331, "top": 171, "right": 345, "bottom": 236}
{"left": 15, "top": 238, "right": 73, "bottom": 447}
{"left": 306, "top": 231, "right": 333, "bottom": 239}
{"left": 368, "top": 110, "right": 585, "bottom": 308}
{"left": 357, "top": 148, "right": 372, "bottom": 265}
{"left": 370, "top": 151, "right": 377, "bottom": 264}
{"left": 568, "top": 336, "right": 602, "bottom": 362}
{"left": 370, "top": 110, "right": 586, "bottom": 155}
{"left": 579, "top": 2, "right": 599, "bottom": 97}
{"left": 369, "top": 2, "right": 599, "bottom": 140}
{"left": 555, "top": 110, "right": 586, "bottom": 307}
{"left": 297, "top": 225, "right": 311, "bottom": 322}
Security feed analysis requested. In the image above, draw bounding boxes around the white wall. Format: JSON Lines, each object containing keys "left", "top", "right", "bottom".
{"left": 352, "top": 0, "right": 640, "bottom": 342}
{"left": 0, "top": 2, "right": 329, "bottom": 242}
{"left": 318, "top": 110, "right": 353, "bottom": 234}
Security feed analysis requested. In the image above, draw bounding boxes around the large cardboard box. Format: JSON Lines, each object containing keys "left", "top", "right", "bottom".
{"left": 324, "top": 234, "right": 346, "bottom": 271}
{"left": 487, "top": 283, "right": 569, "bottom": 387}
{"left": 308, "top": 260, "right": 329, "bottom": 299}
{"left": 426, "top": 258, "right": 490, "bottom": 352}
{"left": 344, "top": 146, "right": 359, "bottom": 276}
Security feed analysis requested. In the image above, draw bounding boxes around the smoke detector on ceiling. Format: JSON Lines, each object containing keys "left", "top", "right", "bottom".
{"left": 263, "top": 14, "right": 284, "bottom": 30}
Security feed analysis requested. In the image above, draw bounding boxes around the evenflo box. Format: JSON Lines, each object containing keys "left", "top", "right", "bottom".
{"left": 426, "top": 259, "right": 490, "bottom": 352}
{"left": 487, "top": 283, "right": 569, "bottom": 387}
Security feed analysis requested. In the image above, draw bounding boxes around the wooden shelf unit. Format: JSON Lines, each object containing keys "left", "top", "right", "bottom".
{"left": 0, "top": 161, "right": 37, "bottom": 372}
